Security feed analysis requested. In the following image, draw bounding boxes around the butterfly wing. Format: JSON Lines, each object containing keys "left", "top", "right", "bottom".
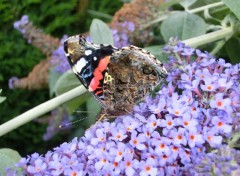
{"left": 64, "top": 35, "right": 118, "bottom": 109}
{"left": 102, "top": 45, "right": 168, "bottom": 116}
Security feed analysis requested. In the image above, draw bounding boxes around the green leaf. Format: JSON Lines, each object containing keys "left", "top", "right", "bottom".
{"left": 90, "top": 19, "right": 114, "bottom": 45}
{"left": 86, "top": 96, "right": 101, "bottom": 125}
{"left": 144, "top": 45, "right": 169, "bottom": 63}
{"left": 179, "top": 0, "right": 197, "bottom": 8}
{"left": 223, "top": 0, "right": 240, "bottom": 20}
{"left": 0, "top": 97, "right": 6, "bottom": 104}
{"left": 160, "top": 12, "right": 206, "bottom": 42}
{"left": 48, "top": 68, "right": 62, "bottom": 97}
{"left": 230, "top": 132, "right": 240, "bottom": 147}
{"left": 159, "top": 0, "right": 181, "bottom": 10}
{"left": 54, "top": 70, "right": 82, "bottom": 96}
{"left": 0, "top": 148, "right": 22, "bottom": 175}
{"left": 225, "top": 37, "right": 240, "bottom": 64}
{"left": 54, "top": 70, "right": 90, "bottom": 113}
{"left": 0, "top": 89, "right": 6, "bottom": 104}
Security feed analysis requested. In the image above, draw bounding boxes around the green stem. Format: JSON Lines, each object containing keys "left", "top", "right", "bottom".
{"left": 187, "top": 1, "right": 224, "bottom": 13}
{"left": 0, "top": 85, "right": 87, "bottom": 137}
{"left": 143, "top": 1, "right": 225, "bottom": 28}
{"left": 183, "top": 27, "right": 233, "bottom": 48}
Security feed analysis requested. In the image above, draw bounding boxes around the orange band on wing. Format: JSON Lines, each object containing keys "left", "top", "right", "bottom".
{"left": 89, "top": 56, "right": 110, "bottom": 92}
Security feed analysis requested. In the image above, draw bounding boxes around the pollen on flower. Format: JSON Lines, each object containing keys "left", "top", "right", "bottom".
{"left": 207, "top": 85, "right": 212, "bottom": 90}
{"left": 133, "top": 139, "right": 138, "bottom": 144}
{"left": 162, "top": 155, "right": 168, "bottom": 159}
{"left": 117, "top": 151, "right": 123, "bottom": 156}
{"left": 217, "top": 101, "right": 223, "bottom": 107}
{"left": 190, "top": 135, "right": 195, "bottom": 140}
{"left": 126, "top": 161, "right": 131, "bottom": 167}
{"left": 184, "top": 121, "right": 189, "bottom": 126}
{"left": 208, "top": 135, "right": 212, "bottom": 141}
{"left": 113, "top": 162, "right": 118, "bottom": 167}
{"left": 175, "top": 110, "right": 180, "bottom": 115}
{"left": 167, "top": 121, "right": 172, "bottom": 126}
{"left": 217, "top": 122, "right": 223, "bottom": 127}
{"left": 177, "top": 135, "right": 182, "bottom": 140}
{"left": 145, "top": 165, "right": 151, "bottom": 172}
{"left": 152, "top": 122, "right": 157, "bottom": 127}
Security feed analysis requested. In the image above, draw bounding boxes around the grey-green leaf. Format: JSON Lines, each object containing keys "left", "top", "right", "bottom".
{"left": 54, "top": 70, "right": 84, "bottom": 96}
{"left": 0, "top": 148, "right": 22, "bottom": 176}
{"left": 48, "top": 68, "right": 62, "bottom": 97}
{"left": 90, "top": 19, "right": 114, "bottom": 45}
{"left": 223, "top": 0, "right": 240, "bottom": 21}
{"left": 160, "top": 12, "right": 206, "bottom": 42}
{"left": 179, "top": 0, "right": 197, "bottom": 8}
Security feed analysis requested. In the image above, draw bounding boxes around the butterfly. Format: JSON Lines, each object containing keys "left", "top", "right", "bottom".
{"left": 64, "top": 35, "right": 167, "bottom": 120}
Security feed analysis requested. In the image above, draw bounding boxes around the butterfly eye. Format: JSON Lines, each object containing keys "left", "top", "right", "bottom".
{"left": 142, "top": 66, "right": 153, "bottom": 75}
{"left": 124, "top": 58, "right": 132, "bottom": 66}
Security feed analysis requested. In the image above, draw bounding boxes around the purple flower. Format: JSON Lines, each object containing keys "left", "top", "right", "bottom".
{"left": 13, "top": 15, "right": 29, "bottom": 34}
{"left": 27, "top": 158, "right": 47, "bottom": 174}
{"left": 129, "top": 130, "right": 146, "bottom": 150}
{"left": 210, "top": 93, "right": 231, "bottom": 110}
{"left": 8, "top": 76, "right": 19, "bottom": 89}
{"left": 50, "top": 35, "right": 71, "bottom": 73}
{"left": 139, "top": 160, "right": 158, "bottom": 176}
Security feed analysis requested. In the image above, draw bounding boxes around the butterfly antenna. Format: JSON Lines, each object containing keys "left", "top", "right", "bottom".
{"left": 74, "top": 110, "right": 98, "bottom": 114}
{"left": 59, "top": 116, "right": 87, "bottom": 128}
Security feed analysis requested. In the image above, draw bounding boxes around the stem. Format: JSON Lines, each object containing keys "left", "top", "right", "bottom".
{"left": 187, "top": 2, "right": 224, "bottom": 13}
{"left": 210, "top": 40, "right": 226, "bottom": 56}
{"left": 143, "top": 1, "right": 225, "bottom": 28}
{"left": 0, "top": 85, "right": 87, "bottom": 136}
{"left": 183, "top": 27, "right": 233, "bottom": 48}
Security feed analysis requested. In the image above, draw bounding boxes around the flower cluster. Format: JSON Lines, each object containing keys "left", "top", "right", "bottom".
{"left": 111, "top": 21, "right": 135, "bottom": 48}
{"left": 14, "top": 42, "right": 240, "bottom": 175}
{"left": 13, "top": 15, "right": 29, "bottom": 35}
{"left": 50, "top": 35, "right": 71, "bottom": 73}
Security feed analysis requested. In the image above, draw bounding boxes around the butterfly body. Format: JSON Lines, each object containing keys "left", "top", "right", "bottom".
{"left": 64, "top": 35, "right": 167, "bottom": 118}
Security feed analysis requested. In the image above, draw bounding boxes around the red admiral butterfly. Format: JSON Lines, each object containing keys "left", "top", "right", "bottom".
{"left": 64, "top": 35, "right": 167, "bottom": 120}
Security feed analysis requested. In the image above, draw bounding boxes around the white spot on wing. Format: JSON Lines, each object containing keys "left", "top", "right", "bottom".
{"left": 85, "top": 50, "right": 92, "bottom": 56}
{"left": 93, "top": 57, "right": 97, "bottom": 61}
{"left": 74, "top": 58, "right": 88, "bottom": 73}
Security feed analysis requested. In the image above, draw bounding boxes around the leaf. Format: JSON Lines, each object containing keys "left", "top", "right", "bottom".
{"left": 0, "top": 148, "right": 22, "bottom": 175}
{"left": 179, "top": 0, "right": 197, "bottom": 8}
{"left": 54, "top": 70, "right": 90, "bottom": 113}
{"left": 54, "top": 70, "right": 82, "bottom": 96}
{"left": 0, "top": 97, "right": 6, "bottom": 104}
{"left": 225, "top": 37, "right": 240, "bottom": 64}
{"left": 144, "top": 45, "right": 169, "bottom": 63}
{"left": 48, "top": 68, "right": 62, "bottom": 97}
{"left": 230, "top": 132, "right": 240, "bottom": 147}
{"left": 160, "top": 12, "right": 206, "bottom": 42}
{"left": 86, "top": 96, "right": 101, "bottom": 125}
{"left": 159, "top": 0, "right": 181, "bottom": 10}
{"left": 223, "top": 0, "right": 240, "bottom": 21}
{"left": 90, "top": 19, "right": 114, "bottom": 45}
{"left": 0, "top": 89, "right": 6, "bottom": 104}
